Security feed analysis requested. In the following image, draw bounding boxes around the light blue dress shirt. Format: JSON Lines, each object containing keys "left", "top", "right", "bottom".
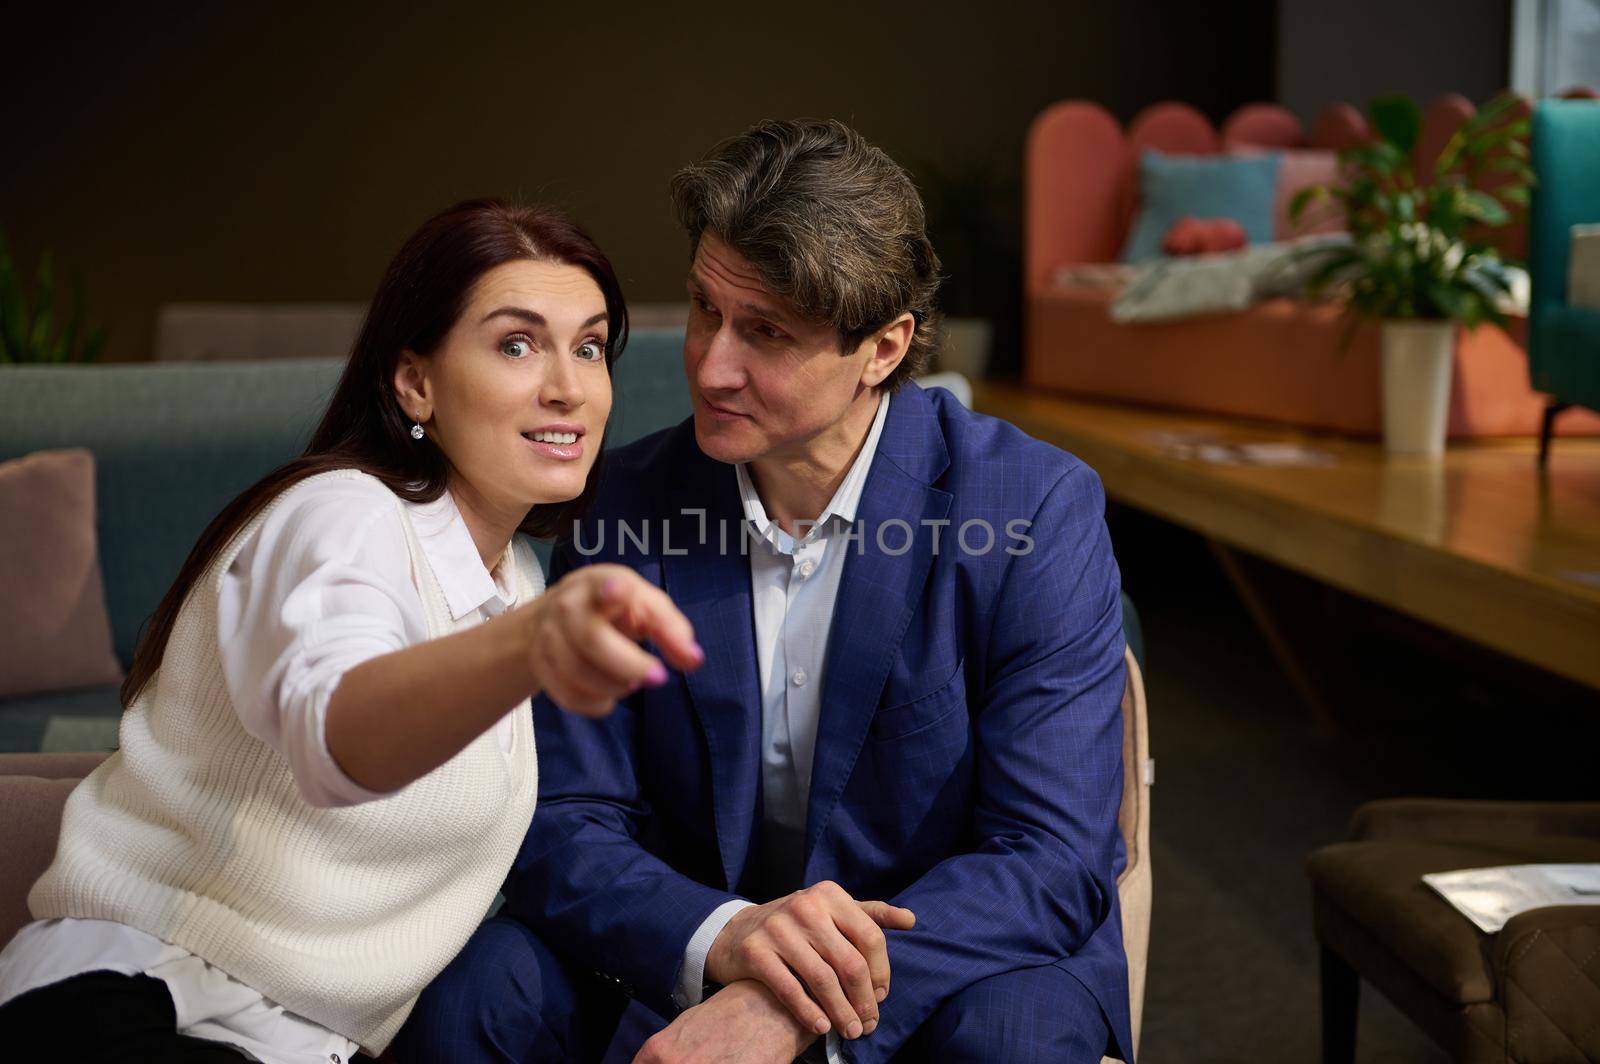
{"left": 674, "top": 392, "right": 891, "bottom": 1063}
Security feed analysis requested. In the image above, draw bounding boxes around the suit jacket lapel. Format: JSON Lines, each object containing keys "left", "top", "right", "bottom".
{"left": 662, "top": 433, "right": 763, "bottom": 893}
{"left": 805, "top": 387, "right": 952, "bottom": 865}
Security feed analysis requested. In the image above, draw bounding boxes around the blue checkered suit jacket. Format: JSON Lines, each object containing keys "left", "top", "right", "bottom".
{"left": 502, "top": 383, "right": 1133, "bottom": 1062}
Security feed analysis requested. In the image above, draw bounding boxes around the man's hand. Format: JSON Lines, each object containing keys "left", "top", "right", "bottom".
{"left": 706, "top": 880, "right": 915, "bottom": 1040}
{"left": 633, "top": 980, "right": 815, "bottom": 1064}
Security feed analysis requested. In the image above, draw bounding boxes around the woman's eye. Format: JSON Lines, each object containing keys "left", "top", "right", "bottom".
{"left": 502, "top": 337, "right": 532, "bottom": 359}
{"left": 576, "top": 340, "right": 604, "bottom": 362}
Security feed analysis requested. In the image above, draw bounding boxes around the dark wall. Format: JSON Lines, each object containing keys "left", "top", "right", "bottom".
{"left": 1276, "top": 0, "right": 1510, "bottom": 122}
{"left": 5, "top": 2, "right": 1275, "bottom": 361}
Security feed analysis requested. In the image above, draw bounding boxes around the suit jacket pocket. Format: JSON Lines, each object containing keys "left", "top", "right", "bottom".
{"left": 870, "top": 657, "right": 966, "bottom": 741}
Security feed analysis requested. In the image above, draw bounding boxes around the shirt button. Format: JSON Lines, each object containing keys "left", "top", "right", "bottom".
{"left": 791, "top": 669, "right": 808, "bottom": 687}
{"left": 797, "top": 559, "right": 816, "bottom": 578}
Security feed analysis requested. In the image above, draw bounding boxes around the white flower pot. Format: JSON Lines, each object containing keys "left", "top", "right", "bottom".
{"left": 936, "top": 317, "right": 993, "bottom": 378}
{"left": 1380, "top": 320, "right": 1455, "bottom": 458}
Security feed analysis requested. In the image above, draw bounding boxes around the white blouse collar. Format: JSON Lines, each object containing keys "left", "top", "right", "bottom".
{"left": 402, "top": 490, "right": 519, "bottom": 621}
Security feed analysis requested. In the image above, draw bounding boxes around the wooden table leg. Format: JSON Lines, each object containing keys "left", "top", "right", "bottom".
{"left": 1208, "top": 539, "right": 1345, "bottom": 736}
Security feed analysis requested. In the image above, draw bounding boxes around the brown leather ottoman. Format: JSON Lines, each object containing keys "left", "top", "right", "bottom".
{"left": 1308, "top": 799, "right": 1600, "bottom": 1064}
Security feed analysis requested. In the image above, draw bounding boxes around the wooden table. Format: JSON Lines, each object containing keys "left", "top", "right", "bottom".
{"left": 976, "top": 383, "right": 1600, "bottom": 693}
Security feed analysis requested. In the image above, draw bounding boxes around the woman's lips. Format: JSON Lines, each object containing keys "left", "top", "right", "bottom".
{"left": 521, "top": 433, "right": 584, "bottom": 461}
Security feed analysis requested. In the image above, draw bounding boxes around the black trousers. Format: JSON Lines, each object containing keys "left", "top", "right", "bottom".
{"left": 0, "top": 969, "right": 376, "bottom": 1063}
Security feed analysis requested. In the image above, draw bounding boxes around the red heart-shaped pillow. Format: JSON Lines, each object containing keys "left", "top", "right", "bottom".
{"left": 1162, "top": 217, "right": 1249, "bottom": 256}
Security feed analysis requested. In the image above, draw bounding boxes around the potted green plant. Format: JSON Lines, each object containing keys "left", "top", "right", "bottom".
{"left": 1291, "top": 92, "right": 1531, "bottom": 457}
{"left": 0, "top": 229, "right": 106, "bottom": 364}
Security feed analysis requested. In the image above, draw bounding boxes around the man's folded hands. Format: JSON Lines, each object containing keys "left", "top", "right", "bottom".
{"left": 704, "top": 880, "right": 916, "bottom": 1040}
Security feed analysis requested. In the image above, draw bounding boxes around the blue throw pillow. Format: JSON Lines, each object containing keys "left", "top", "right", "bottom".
{"left": 1120, "top": 151, "right": 1281, "bottom": 263}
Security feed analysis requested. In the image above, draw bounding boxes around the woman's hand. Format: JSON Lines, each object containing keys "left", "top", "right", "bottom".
{"left": 325, "top": 564, "right": 701, "bottom": 794}
{"left": 521, "top": 564, "right": 704, "bottom": 718}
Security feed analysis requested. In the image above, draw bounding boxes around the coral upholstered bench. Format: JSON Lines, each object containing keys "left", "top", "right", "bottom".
{"left": 1024, "top": 95, "right": 1600, "bottom": 441}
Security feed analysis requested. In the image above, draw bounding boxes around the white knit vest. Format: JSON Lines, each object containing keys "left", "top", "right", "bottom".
{"left": 29, "top": 469, "right": 540, "bottom": 1053}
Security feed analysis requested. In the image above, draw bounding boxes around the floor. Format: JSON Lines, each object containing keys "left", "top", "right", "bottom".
{"left": 1111, "top": 506, "right": 1600, "bottom": 1064}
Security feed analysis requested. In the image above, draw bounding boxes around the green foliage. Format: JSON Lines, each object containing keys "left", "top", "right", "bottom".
{"left": 1288, "top": 91, "right": 1534, "bottom": 328}
{"left": 0, "top": 229, "right": 106, "bottom": 363}
{"left": 1368, "top": 95, "right": 1422, "bottom": 156}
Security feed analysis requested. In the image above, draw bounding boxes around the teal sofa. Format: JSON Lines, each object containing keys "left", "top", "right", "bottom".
{"left": 1529, "top": 99, "right": 1600, "bottom": 466}
{"left": 0, "top": 331, "right": 1140, "bottom": 752}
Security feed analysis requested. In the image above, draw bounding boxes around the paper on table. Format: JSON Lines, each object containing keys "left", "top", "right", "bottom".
{"left": 1147, "top": 431, "right": 1337, "bottom": 467}
{"left": 1422, "top": 864, "right": 1600, "bottom": 934}
{"left": 1570, "top": 224, "right": 1600, "bottom": 311}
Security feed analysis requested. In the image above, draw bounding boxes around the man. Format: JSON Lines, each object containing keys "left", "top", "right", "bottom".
{"left": 399, "top": 119, "right": 1133, "bottom": 1063}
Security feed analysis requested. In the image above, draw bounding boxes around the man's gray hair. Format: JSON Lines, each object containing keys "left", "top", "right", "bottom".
{"left": 669, "top": 118, "right": 942, "bottom": 391}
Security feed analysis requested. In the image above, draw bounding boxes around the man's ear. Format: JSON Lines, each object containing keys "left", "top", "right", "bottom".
{"left": 393, "top": 350, "right": 432, "bottom": 423}
{"left": 859, "top": 312, "right": 916, "bottom": 390}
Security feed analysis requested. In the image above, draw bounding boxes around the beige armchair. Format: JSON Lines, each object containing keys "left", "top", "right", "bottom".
{"left": 1111, "top": 646, "right": 1153, "bottom": 1064}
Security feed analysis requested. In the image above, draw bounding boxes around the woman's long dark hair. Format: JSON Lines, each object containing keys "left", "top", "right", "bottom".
{"left": 121, "top": 199, "right": 629, "bottom": 707}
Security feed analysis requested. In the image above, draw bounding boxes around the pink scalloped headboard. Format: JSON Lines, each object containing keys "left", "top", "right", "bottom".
{"left": 1128, "top": 102, "right": 1219, "bottom": 155}
{"left": 1025, "top": 93, "right": 1540, "bottom": 281}
{"left": 1223, "top": 103, "right": 1306, "bottom": 149}
{"left": 1415, "top": 93, "right": 1476, "bottom": 177}
{"left": 1025, "top": 101, "right": 1135, "bottom": 288}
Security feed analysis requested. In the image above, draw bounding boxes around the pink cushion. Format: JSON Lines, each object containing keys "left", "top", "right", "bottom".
{"left": 1274, "top": 149, "right": 1345, "bottom": 239}
{"left": 0, "top": 449, "right": 123, "bottom": 699}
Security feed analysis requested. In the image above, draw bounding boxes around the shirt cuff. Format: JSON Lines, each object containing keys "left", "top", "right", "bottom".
{"left": 288, "top": 671, "right": 396, "bottom": 808}
{"left": 673, "top": 899, "right": 754, "bottom": 1009}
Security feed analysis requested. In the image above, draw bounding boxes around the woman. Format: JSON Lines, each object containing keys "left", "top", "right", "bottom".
{"left": 0, "top": 200, "right": 700, "bottom": 1062}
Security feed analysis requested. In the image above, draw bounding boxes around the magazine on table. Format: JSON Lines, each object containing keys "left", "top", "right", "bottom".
{"left": 1423, "top": 864, "right": 1600, "bottom": 934}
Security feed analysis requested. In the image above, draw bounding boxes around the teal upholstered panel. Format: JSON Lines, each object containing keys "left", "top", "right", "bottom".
{"left": 1532, "top": 305, "right": 1600, "bottom": 409}
{"left": 0, "top": 360, "right": 343, "bottom": 665}
{"left": 1529, "top": 100, "right": 1600, "bottom": 409}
